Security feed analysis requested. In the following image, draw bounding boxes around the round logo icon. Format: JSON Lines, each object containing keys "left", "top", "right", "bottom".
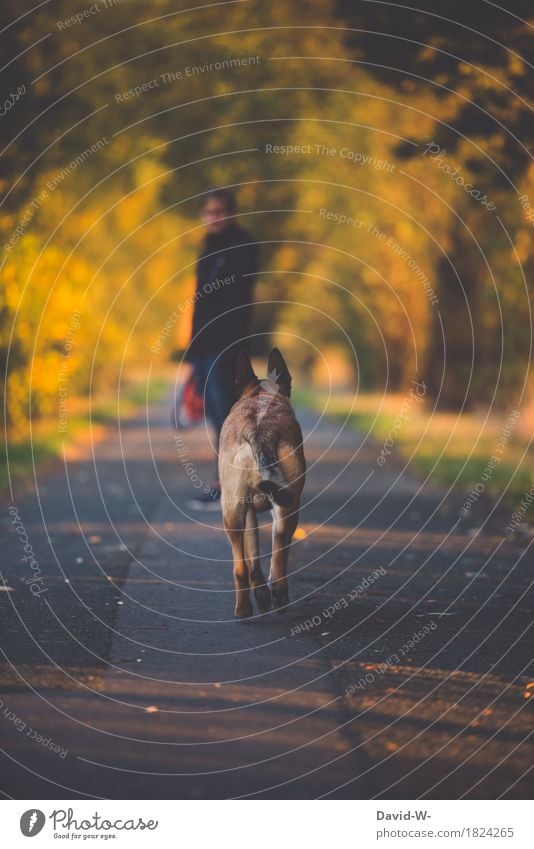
{"left": 20, "top": 810, "right": 46, "bottom": 837}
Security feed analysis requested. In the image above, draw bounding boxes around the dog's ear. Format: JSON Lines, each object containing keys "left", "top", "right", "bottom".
{"left": 235, "top": 349, "right": 258, "bottom": 396}
{"left": 267, "top": 348, "right": 292, "bottom": 397}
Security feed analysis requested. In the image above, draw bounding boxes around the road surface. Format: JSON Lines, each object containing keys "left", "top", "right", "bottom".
{"left": 1, "top": 392, "right": 533, "bottom": 799}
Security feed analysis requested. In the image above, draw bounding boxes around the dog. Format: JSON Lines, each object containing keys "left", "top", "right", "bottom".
{"left": 219, "top": 348, "right": 306, "bottom": 618}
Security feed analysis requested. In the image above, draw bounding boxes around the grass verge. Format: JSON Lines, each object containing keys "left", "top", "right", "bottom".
{"left": 293, "top": 387, "right": 533, "bottom": 505}
{"left": 2, "top": 374, "right": 171, "bottom": 493}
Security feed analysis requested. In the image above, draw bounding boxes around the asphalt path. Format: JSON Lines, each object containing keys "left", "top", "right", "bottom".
{"left": 1, "top": 393, "right": 533, "bottom": 799}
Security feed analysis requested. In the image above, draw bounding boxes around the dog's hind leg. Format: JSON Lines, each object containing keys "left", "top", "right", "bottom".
{"left": 225, "top": 526, "right": 253, "bottom": 619}
{"left": 244, "top": 508, "right": 271, "bottom": 612}
{"left": 269, "top": 505, "right": 299, "bottom": 611}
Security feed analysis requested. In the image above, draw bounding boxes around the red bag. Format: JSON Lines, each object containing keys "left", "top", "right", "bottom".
{"left": 171, "top": 371, "right": 204, "bottom": 429}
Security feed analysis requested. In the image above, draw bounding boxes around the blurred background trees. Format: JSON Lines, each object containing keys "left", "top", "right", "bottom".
{"left": 1, "top": 0, "right": 532, "bottom": 431}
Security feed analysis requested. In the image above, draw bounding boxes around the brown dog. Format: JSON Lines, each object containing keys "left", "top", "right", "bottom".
{"left": 219, "top": 349, "right": 306, "bottom": 618}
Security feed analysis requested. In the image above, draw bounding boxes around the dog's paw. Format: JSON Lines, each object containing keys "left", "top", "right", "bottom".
{"left": 235, "top": 599, "right": 253, "bottom": 619}
{"left": 271, "top": 582, "right": 289, "bottom": 612}
{"left": 254, "top": 584, "right": 272, "bottom": 612}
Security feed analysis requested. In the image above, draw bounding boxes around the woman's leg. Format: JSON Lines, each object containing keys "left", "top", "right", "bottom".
{"left": 204, "top": 356, "right": 234, "bottom": 447}
{"left": 187, "top": 354, "right": 235, "bottom": 507}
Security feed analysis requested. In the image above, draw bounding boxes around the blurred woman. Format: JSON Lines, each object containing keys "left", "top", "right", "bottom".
{"left": 187, "top": 188, "right": 258, "bottom": 510}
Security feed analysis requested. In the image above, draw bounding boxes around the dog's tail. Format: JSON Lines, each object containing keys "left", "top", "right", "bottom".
{"left": 251, "top": 443, "right": 293, "bottom": 508}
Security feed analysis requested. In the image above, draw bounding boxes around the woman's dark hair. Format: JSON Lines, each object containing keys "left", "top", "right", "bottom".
{"left": 201, "top": 188, "right": 237, "bottom": 215}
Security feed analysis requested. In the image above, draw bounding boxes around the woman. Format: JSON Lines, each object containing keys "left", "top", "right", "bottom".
{"left": 187, "top": 188, "right": 258, "bottom": 510}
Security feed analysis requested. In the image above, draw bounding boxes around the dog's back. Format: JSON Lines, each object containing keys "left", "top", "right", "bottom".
{"left": 219, "top": 349, "right": 306, "bottom": 617}
{"left": 220, "top": 385, "right": 305, "bottom": 514}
